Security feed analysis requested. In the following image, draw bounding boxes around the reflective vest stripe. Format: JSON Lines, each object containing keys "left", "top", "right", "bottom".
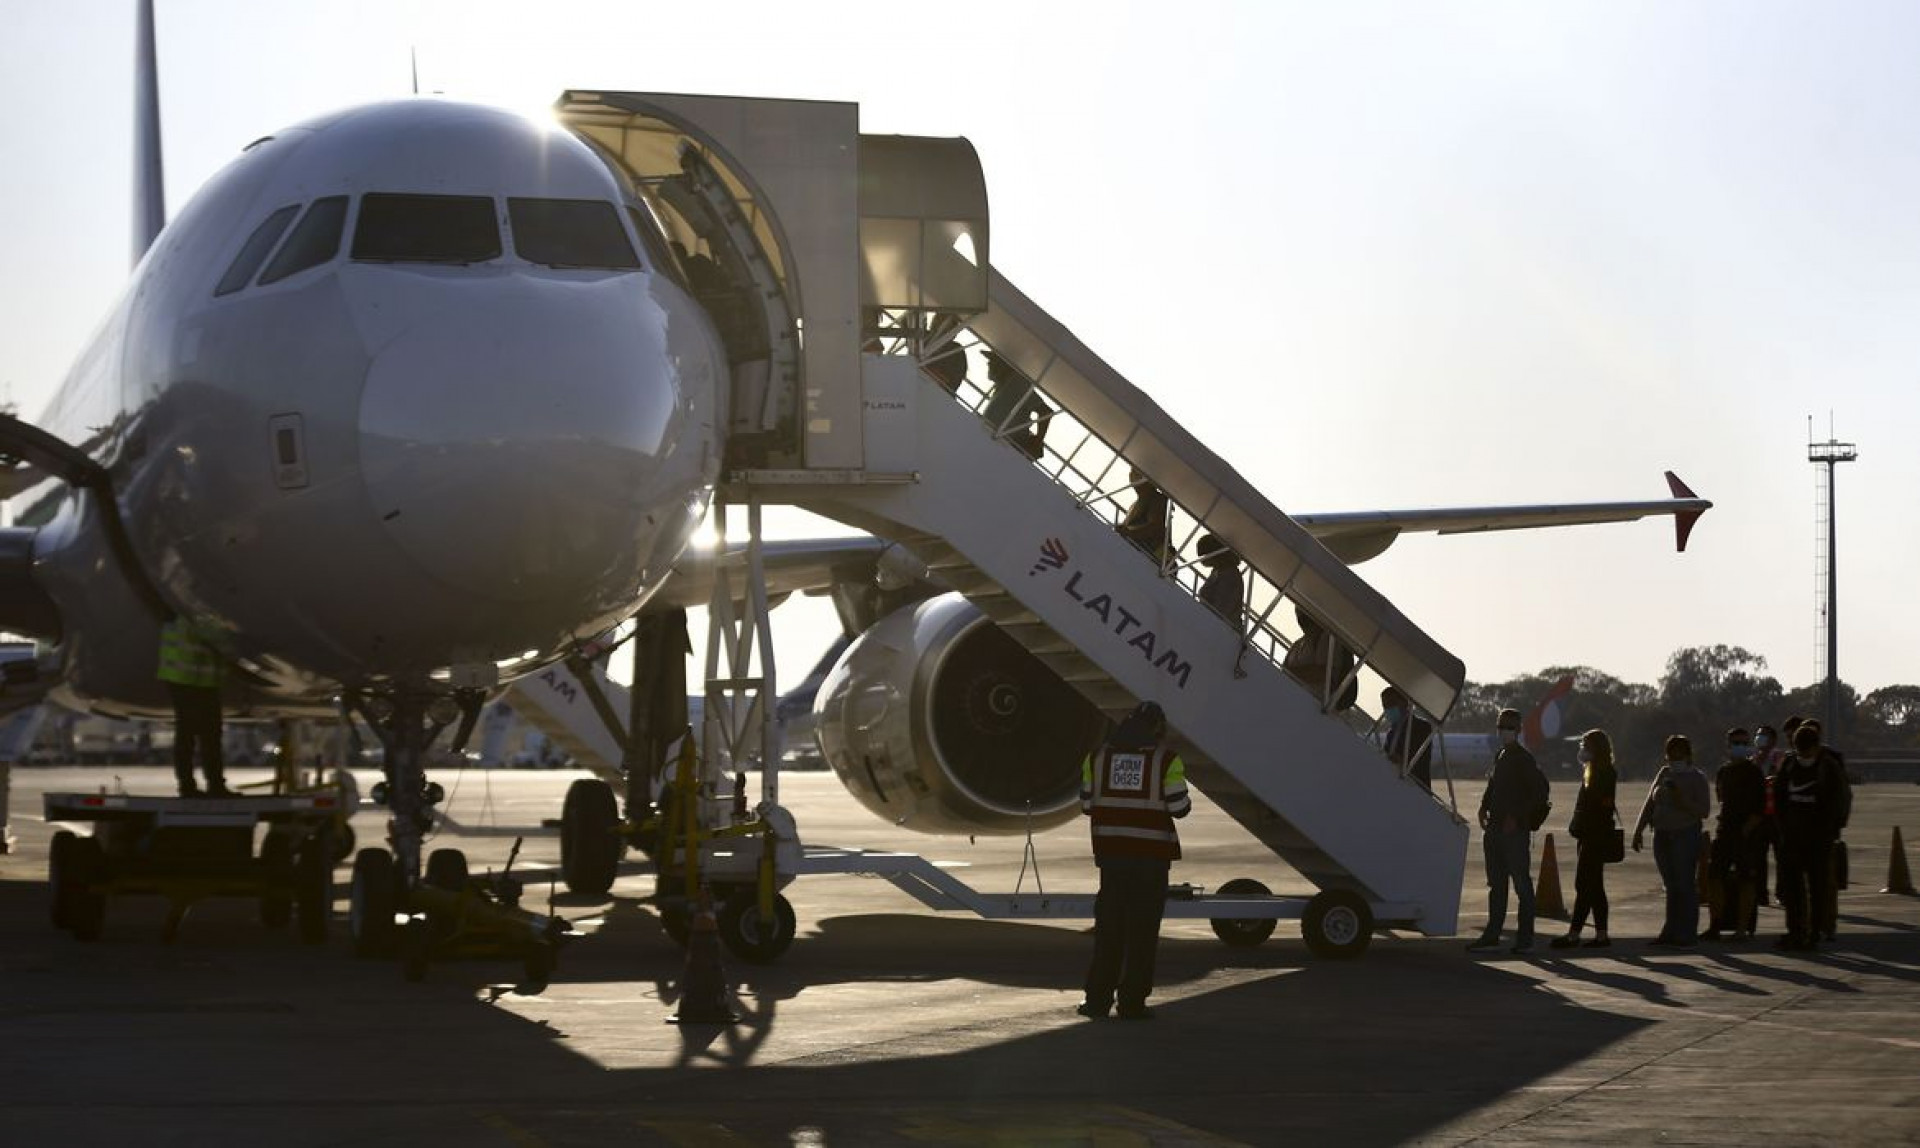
{"left": 157, "top": 620, "right": 220, "bottom": 688}
{"left": 1093, "top": 825, "right": 1179, "bottom": 842}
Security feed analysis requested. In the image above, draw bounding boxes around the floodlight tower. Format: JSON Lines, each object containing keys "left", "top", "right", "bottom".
{"left": 1809, "top": 429, "right": 1857, "bottom": 740}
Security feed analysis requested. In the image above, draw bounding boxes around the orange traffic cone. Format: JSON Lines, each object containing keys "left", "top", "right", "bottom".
{"left": 1884, "top": 827, "right": 1917, "bottom": 896}
{"left": 1534, "top": 833, "right": 1567, "bottom": 919}
{"left": 668, "top": 890, "right": 737, "bottom": 1024}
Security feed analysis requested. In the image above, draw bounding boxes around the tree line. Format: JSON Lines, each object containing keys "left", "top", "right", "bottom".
{"left": 1448, "top": 645, "right": 1919, "bottom": 779}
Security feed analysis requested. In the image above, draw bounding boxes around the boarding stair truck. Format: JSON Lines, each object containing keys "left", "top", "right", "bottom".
{"left": 551, "top": 91, "right": 1469, "bottom": 959}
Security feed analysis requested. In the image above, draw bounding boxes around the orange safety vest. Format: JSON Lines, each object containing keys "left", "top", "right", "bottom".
{"left": 1084, "top": 744, "right": 1185, "bottom": 862}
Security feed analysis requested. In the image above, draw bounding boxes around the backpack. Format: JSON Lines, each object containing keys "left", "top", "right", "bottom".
{"left": 1525, "top": 759, "right": 1553, "bottom": 832}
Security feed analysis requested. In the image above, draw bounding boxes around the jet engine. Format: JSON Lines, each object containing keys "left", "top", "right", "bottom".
{"left": 813, "top": 592, "right": 1109, "bottom": 835}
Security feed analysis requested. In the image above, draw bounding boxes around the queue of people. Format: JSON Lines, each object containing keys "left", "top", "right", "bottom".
{"left": 1474, "top": 712, "right": 1853, "bottom": 955}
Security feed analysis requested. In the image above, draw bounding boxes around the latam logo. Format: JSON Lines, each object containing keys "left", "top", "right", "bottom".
{"left": 1031, "top": 537, "right": 1069, "bottom": 576}
{"left": 1030, "top": 538, "right": 1191, "bottom": 690}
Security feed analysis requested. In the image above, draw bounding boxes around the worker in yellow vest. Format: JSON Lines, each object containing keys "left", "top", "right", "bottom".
{"left": 157, "top": 616, "right": 228, "bottom": 797}
{"left": 1077, "top": 701, "right": 1190, "bottom": 1021}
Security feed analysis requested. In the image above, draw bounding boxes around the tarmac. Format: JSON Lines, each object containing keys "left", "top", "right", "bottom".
{"left": 3, "top": 765, "right": 1918, "bottom": 1146}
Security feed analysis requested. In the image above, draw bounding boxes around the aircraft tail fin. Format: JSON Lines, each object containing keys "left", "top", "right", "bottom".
{"left": 1521, "top": 673, "right": 1577, "bottom": 752}
{"left": 1664, "top": 471, "right": 1705, "bottom": 552}
{"left": 132, "top": 0, "right": 165, "bottom": 266}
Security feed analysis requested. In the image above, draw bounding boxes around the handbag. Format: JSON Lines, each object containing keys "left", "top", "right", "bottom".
{"left": 1600, "top": 827, "right": 1626, "bottom": 864}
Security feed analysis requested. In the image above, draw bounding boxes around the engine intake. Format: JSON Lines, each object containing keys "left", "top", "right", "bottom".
{"left": 814, "top": 593, "right": 1108, "bottom": 835}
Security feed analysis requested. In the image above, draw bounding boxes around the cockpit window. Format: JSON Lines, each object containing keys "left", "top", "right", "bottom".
{"left": 352, "top": 193, "right": 501, "bottom": 264}
{"left": 508, "top": 199, "right": 641, "bottom": 270}
{"left": 627, "top": 204, "right": 686, "bottom": 287}
{"left": 258, "top": 196, "right": 348, "bottom": 285}
{"left": 213, "top": 204, "right": 300, "bottom": 296}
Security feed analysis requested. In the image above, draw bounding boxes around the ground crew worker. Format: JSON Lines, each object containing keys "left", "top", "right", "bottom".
{"left": 1078, "top": 701, "right": 1190, "bottom": 1021}
{"left": 1703, "top": 727, "right": 1765, "bottom": 941}
{"left": 158, "top": 616, "right": 228, "bottom": 797}
{"left": 1774, "top": 723, "right": 1845, "bottom": 950}
{"left": 1469, "top": 708, "right": 1546, "bottom": 954}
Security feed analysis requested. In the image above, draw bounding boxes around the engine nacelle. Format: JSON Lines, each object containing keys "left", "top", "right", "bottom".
{"left": 814, "top": 592, "right": 1108, "bottom": 835}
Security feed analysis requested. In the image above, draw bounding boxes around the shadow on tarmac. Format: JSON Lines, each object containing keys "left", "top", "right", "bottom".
{"left": 0, "top": 873, "right": 1655, "bottom": 1146}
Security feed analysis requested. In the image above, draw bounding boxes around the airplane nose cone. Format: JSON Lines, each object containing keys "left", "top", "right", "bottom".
{"left": 358, "top": 286, "right": 719, "bottom": 610}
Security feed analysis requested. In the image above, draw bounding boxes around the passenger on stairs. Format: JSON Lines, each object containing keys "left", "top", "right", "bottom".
{"left": 1468, "top": 708, "right": 1548, "bottom": 954}
{"left": 1195, "top": 535, "right": 1249, "bottom": 679}
{"left": 1116, "top": 468, "right": 1170, "bottom": 564}
{"left": 1378, "top": 686, "right": 1433, "bottom": 790}
{"left": 982, "top": 349, "right": 1051, "bottom": 461}
{"left": 1282, "top": 607, "right": 1357, "bottom": 712}
{"left": 1077, "top": 701, "right": 1190, "bottom": 1021}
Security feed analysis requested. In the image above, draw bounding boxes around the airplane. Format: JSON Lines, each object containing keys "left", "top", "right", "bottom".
{"left": 6, "top": 2, "right": 1709, "bottom": 955}
{"left": 1420, "top": 673, "right": 1578, "bottom": 773}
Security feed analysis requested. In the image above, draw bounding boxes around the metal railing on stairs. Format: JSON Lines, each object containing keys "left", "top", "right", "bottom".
{"left": 864, "top": 284, "right": 1466, "bottom": 810}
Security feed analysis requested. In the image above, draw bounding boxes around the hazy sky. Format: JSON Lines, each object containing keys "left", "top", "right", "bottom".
{"left": 2, "top": 1, "right": 1916, "bottom": 699}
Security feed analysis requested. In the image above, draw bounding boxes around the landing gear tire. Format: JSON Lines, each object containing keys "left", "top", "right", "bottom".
{"left": 1302, "top": 889, "right": 1373, "bottom": 960}
{"left": 560, "top": 779, "right": 620, "bottom": 896}
{"left": 50, "top": 830, "right": 105, "bottom": 939}
{"left": 1210, "top": 877, "right": 1277, "bottom": 948}
{"left": 330, "top": 824, "right": 356, "bottom": 865}
{"left": 294, "top": 832, "right": 333, "bottom": 946}
{"left": 719, "top": 891, "right": 796, "bottom": 964}
{"left": 259, "top": 832, "right": 294, "bottom": 930}
{"left": 349, "top": 848, "right": 399, "bottom": 958}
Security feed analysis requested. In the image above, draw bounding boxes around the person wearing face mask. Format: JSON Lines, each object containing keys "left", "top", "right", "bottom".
{"left": 1552, "top": 729, "right": 1619, "bottom": 949}
{"left": 1702, "top": 728, "right": 1766, "bottom": 941}
{"left": 1633, "top": 734, "right": 1713, "bottom": 947}
{"left": 1750, "top": 723, "right": 1783, "bottom": 906}
{"left": 1468, "top": 709, "right": 1548, "bottom": 954}
{"left": 1773, "top": 723, "right": 1847, "bottom": 951}
{"left": 1379, "top": 686, "right": 1433, "bottom": 791}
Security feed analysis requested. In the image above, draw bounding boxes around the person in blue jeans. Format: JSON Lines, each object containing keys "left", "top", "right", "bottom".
{"left": 1632, "top": 734, "right": 1714, "bottom": 947}
{"left": 1468, "top": 708, "right": 1544, "bottom": 955}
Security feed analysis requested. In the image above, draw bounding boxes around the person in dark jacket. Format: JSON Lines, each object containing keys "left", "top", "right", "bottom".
{"left": 1750, "top": 723, "right": 1783, "bottom": 905}
{"left": 1552, "top": 728, "right": 1618, "bottom": 948}
{"left": 1773, "top": 723, "right": 1846, "bottom": 951}
{"left": 1801, "top": 719, "right": 1852, "bottom": 943}
{"left": 1703, "top": 728, "right": 1766, "bottom": 941}
{"left": 1077, "top": 701, "right": 1191, "bottom": 1020}
{"left": 1469, "top": 708, "right": 1544, "bottom": 954}
{"left": 1379, "top": 686, "right": 1433, "bottom": 791}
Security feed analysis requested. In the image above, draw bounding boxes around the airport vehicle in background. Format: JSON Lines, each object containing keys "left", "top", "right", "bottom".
{"left": 10, "top": 3, "right": 1708, "bottom": 962}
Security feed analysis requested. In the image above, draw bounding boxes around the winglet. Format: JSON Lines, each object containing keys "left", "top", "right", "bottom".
{"left": 1664, "top": 471, "right": 1706, "bottom": 552}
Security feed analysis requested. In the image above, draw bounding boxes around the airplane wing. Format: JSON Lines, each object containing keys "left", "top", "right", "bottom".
{"left": 653, "top": 473, "right": 1707, "bottom": 607}
{"left": 1292, "top": 472, "right": 1710, "bottom": 564}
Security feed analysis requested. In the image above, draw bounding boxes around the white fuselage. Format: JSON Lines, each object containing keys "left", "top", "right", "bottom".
{"left": 19, "top": 100, "right": 729, "bottom": 715}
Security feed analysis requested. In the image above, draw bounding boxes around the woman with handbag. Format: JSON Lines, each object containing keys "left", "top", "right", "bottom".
{"left": 1551, "top": 729, "right": 1620, "bottom": 949}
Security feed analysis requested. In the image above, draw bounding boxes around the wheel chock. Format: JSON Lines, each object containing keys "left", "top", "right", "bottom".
{"left": 668, "top": 892, "right": 737, "bottom": 1024}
